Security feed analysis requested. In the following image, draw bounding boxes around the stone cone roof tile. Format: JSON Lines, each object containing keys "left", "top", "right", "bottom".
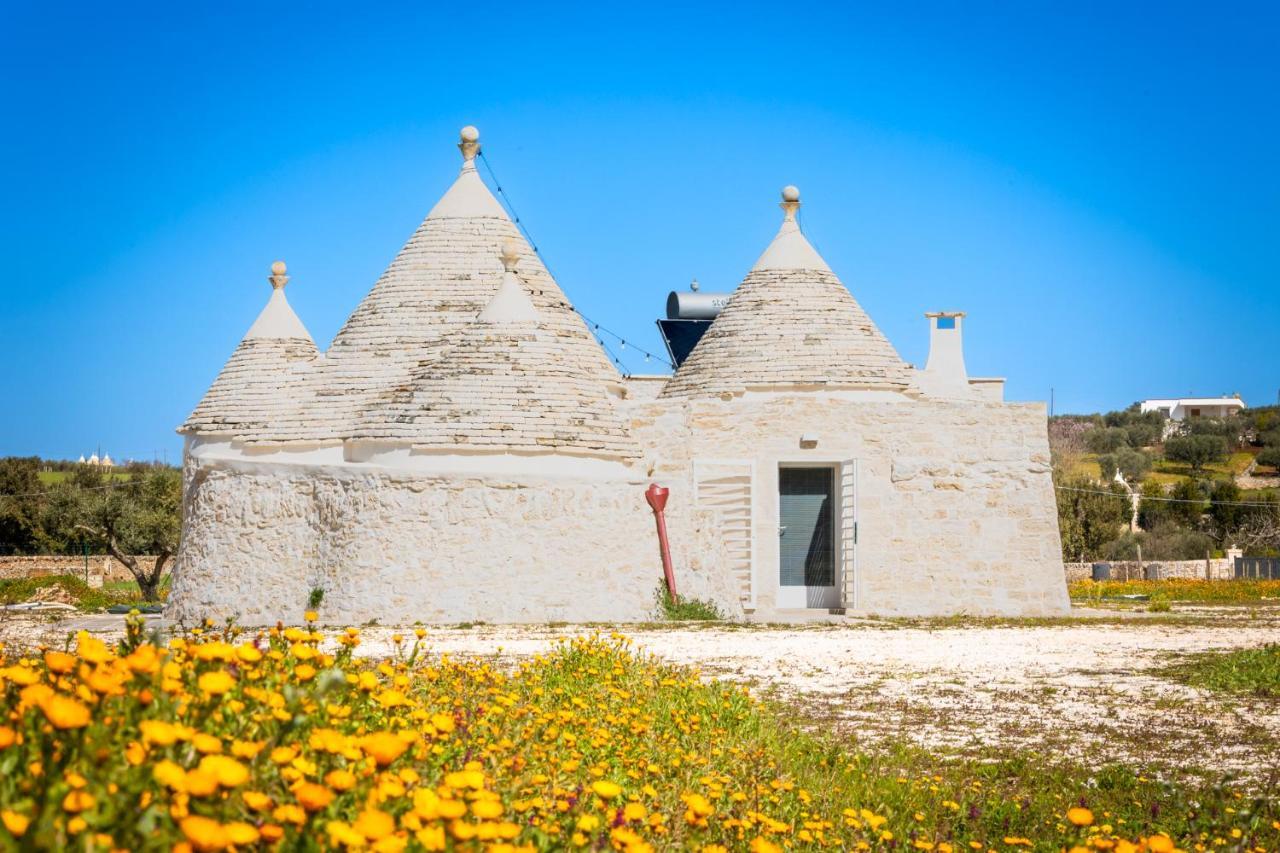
{"left": 181, "top": 264, "right": 321, "bottom": 438}
{"left": 237, "top": 130, "right": 618, "bottom": 445}
{"left": 661, "top": 189, "right": 914, "bottom": 398}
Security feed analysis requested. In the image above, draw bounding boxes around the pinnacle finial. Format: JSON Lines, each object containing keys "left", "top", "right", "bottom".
{"left": 780, "top": 185, "right": 801, "bottom": 222}
{"left": 459, "top": 125, "right": 481, "bottom": 165}
{"left": 500, "top": 240, "right": 521, "bottom": 273}
{"left": 269, "top": 260, "right": 289, "bottom": 290}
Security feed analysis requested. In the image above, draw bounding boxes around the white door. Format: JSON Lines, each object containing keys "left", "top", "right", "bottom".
{"left": 777, "top": 466, "right": 840, "bottom": 608}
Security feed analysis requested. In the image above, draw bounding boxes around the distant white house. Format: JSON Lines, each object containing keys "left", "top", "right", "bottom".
{"left": 1140, "top": 396, "right": 1246, "bottom": 421}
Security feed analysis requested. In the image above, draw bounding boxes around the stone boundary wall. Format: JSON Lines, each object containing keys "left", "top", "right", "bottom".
{"left": 1064, "top": 560, "right": 1233, "bottom": 582}
{"left": 0, "top": 555, "right": 160, "bottom": 586}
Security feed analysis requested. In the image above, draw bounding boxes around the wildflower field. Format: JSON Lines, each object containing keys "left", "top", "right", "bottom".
{"left": 1068, "top": 579, "right": 1280, "bottom": 604}
{"left": 0, "top": 616, "right": 1276, "bottom": 852}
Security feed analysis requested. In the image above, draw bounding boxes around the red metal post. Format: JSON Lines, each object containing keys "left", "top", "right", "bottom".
{"left": 645, "top": 483, "right": 677, "bottom": 602}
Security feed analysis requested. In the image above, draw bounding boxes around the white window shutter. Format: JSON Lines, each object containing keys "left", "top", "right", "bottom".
{"left": 839, "top": 459, "right": 858, "bottom": 610}
{"left": 693, "top": 459, "right": 756, "bottom": 609}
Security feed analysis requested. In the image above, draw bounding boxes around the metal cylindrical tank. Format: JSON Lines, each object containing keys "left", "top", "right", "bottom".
{"left": 1091, "top": 562, "right": 1111, "bottom": 581}
{"left": 666, "top": 291, "right": 733, "bottom": 320}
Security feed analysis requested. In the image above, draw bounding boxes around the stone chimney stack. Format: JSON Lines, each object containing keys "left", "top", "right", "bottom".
{"left": 919, "top": 311, "right": 974, "bottom": 398}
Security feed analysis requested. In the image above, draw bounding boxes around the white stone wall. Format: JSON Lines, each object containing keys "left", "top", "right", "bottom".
{"left": 628, "top": 393, "right": 1069, "bottom": 617}
{"left": 168, "top": 456, "right": 742, "bottom": 626}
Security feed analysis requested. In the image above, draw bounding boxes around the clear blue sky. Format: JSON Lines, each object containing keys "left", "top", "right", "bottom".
{"left": 2, "top": 2, "right": 1277, "bottom": 462}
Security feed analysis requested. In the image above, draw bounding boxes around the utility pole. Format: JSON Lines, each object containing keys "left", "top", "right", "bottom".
{"left": 1050, "top": 387, "right": 1055, "bottom": 417}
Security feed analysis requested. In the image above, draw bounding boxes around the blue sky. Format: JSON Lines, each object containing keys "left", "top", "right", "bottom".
{"left": 1, "top": 2, "right": 1276, "bottom": 462}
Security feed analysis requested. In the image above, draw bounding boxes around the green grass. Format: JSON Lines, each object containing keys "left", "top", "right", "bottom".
{"left": 1161, "top": 644, "right": 1280, "bottom": 697}
{"left": 653, "top": 584, "right": 727, "bottom": 620}
{"left": 0, "top": 574, "right": 150, "bottom": 611}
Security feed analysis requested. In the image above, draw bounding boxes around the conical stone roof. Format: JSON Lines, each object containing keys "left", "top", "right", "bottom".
{"left": 353, "top": 243, "right": 639, "bottom": 459}
{"left": 660, "top": 186, "right": 914, "bottom": 398}
{"left": 255, "top": 127, "right": 619, "bottom": 446}
{"left": 181, "top": 262, "right": 321, "bottom": 438}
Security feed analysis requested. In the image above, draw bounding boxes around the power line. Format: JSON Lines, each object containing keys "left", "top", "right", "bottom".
{"left": 476, "top": 150, "right": 674, "bottom": 375}
{"left": 1055, "top": 484, "right": 1279, "bottom": 507}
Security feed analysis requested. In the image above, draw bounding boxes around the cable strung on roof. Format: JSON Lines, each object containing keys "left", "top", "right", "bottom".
{"left": 476, "top": 150, "right": 675, "bottom": 375}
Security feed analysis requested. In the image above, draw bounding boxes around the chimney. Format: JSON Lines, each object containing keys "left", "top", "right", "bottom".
{"left": 920, "top": 311, "right": 973, "bottom": 398}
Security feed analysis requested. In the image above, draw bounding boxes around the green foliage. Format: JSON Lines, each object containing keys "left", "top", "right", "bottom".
{"left": 1208, "top": 480, "right": 1244, "bottom": 537}
{"left": 39, "top": 466, "right": 182, "bottom": 601}
{"left": 1101, "top": 406, "right": 1166, "bottom": 448}
{"left": 1162, "top": 644, "right": 1280, "bottom": 697}
{"left": 308, "top": 587, "right": 326, "bottom": 610}
{"left": 0, "top": 574, "right": 143, "bottom": 611}
{"left": 1164, "top": 434, "right": 1228, "bottom": 473}
{"left": 1054, "top": 475, "right": 1129, "bottom": 562}
{"left": 1084, "top": 426, "right": 1130, "bottom": 454}
{"left": 0, "top": 457, "right": 42, "bottom": 554}
{"left": 1099, "top": 524, "right": 1214, "bottom": 561}
{"left": 1257, "top": 447, "right": 1280, "bottom": 471}
{"left": 1167, "top": 478, "right": 1208, "bottom": 528}
{"left": 654, "top": 584, "right": 726, "bottom": 621}
{"left": 1096, "top": 447, "right": 1152, "bottom": 481}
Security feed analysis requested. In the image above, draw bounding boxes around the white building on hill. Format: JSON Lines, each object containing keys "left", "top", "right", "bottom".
{"left": 1140, "top": 396, "right": 1246, "bottom": 421}
{"left": 168, "top": 128, "right": 1067, "bottom": 625}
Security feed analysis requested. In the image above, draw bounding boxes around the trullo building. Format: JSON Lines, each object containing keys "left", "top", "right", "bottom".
{"left": 168, "top": 128, "right": 1068, "bottom": 624}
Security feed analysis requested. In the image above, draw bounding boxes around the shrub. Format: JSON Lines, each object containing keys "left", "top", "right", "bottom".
{"left": 654, "top": 585, "right": 726, "bottom": 620}
{"left": 1164, "top": 434, "right": 1228, "bottom": 473}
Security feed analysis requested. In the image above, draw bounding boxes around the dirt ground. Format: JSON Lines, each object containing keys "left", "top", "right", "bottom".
{"left": 4, "top": 604, "right": 1277, "bottom": 785}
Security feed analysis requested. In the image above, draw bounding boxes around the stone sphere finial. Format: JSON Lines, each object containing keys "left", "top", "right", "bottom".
{"left": 268, "top": 260, "right": 289, "bottom": 289}
{"left": 779, "top": 185, "right": 801, "bottom": 222}
{"left": 500, "top": 240, "right": 521, "bottom": 272}
{"left": 459, "top": 125, "right": 481, "bottom": 164}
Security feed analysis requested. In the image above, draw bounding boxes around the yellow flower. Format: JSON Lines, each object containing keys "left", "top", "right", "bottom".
{"left": 242, "top": 791, "right": 273, "bottom": 812}
{"left": 750, "top": 839, "right": 782, "bottom": 853}
{"left": 180, "top": 815, "right": 229, "bottom": 851}
{"left": 0, "top": 727, "right": 16, "bottom": 749}
{"left": 1147, "top": 836, "right": 1174, "bottom": 853}
{"left": 1067, "top": 807, "right": 1095, "bottom": 827}
{"left": 294, "top": 781, "right": 335, "bottom": 812}
{"left": 153, "top": 760, "right": 188, "bottom": 791}
{"left": 199, "top": 755, "right": 250, "bottom": 788}
{"left": 273, "top": 804, "right": 307, "bottom": 825}
{"left": 472, "top": 799, "right": 504, "bottom": 819}
{"left": 39, "top": 693, "right": 91, "bottom": 729}
{"left": 304, "top": 610, "right": 319, "bottom": 622}
{"left": 431, "top": 713, "right": 456, "bottom": 733}
{"left": 44, "top": 650, "right": 76, "bottom": 674}
{"left": 592, "top": 780, "right": 622, "bottom": 799}
{"left": 62, "top": 790, "right": 96, "bottom": 813}
{"left": 1, "top": 810, "right": 29, "bottom": 836}
{"left": 294, "top": 663, "right": 317, "bottom": 682}
{"left": 361, "top": 732, "right": 410, "bottom": 767}
{"left": 75, "top": 632, "right": 112, "bottom": 664}
{"left": 225, "top": 822, "right": 260, "bottom": 845}
{"left": 235, "top": 644, "right": 263, "bottom": 664}
{"left": 354, "top": 809, "right": 395, "bottom": 841}
{"left": 197, "top": 669, "right": 235, "bottom": 696}
{"left": 416, "top": 825, "right": 447, "bottom": 851}
{"left": 185, "top": 768, "right": 220, "bottom": 797}
{"left": 325, "top": 768, "right": 358, "bottom": 791}
{"left": 192, "top": 733, "right": 223, "bottom": 754}
{"left": 624, "top": 802, "right": 648, "bottom": 821}
{"left": 140, "top": 720, "right": 180, "bottom": 746}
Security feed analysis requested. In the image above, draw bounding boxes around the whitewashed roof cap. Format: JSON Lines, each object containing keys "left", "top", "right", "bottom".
{"left": 180, "top": 261, "right": 321, "bottom": 437}
{"left": 661, "top": 186, "right": 914, "bottom": 397}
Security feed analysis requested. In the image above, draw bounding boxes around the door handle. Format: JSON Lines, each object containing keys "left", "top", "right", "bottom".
{"left": 778, "top": 525, "right": 787, "bottom": 536}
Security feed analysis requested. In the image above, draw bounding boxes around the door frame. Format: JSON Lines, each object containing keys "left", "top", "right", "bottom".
{"left": 775, "top": 461, "right": 843, "bottom": 609}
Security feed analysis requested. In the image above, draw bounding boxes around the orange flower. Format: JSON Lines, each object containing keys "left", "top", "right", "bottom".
{"left": 179, "top": 815, "right": 229, "bottom": 851}
{"left": 353, "top": 809, "right": 395, "bottom": 841}
{"left": 197, "top": 670, "right": 235, "bottom": 696}
{"left": 293, "top": 782, "right": 335, "bottom": 812}
{"left": 360, "top": 732, "right": 410, "bottom": 767}
{"left": 44, "top": 651, "right": 76, "bottom": 674}
{"left": 324, "top": 769, "right": 357, "bottom": 791}
{"left": 0, "top": 727, "right": 16, "bottom": 749}
{"left": 1067, "top": 808, "right": 1094, "bottom": 827}
{"left": 39, "top": 694, "right": 91, "bottom": 730}
{"left": 62, "top": 790, "right": 96, "bottom": 813}
{"left": 0, "top": 810, "right": 29, "bottom": 836}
